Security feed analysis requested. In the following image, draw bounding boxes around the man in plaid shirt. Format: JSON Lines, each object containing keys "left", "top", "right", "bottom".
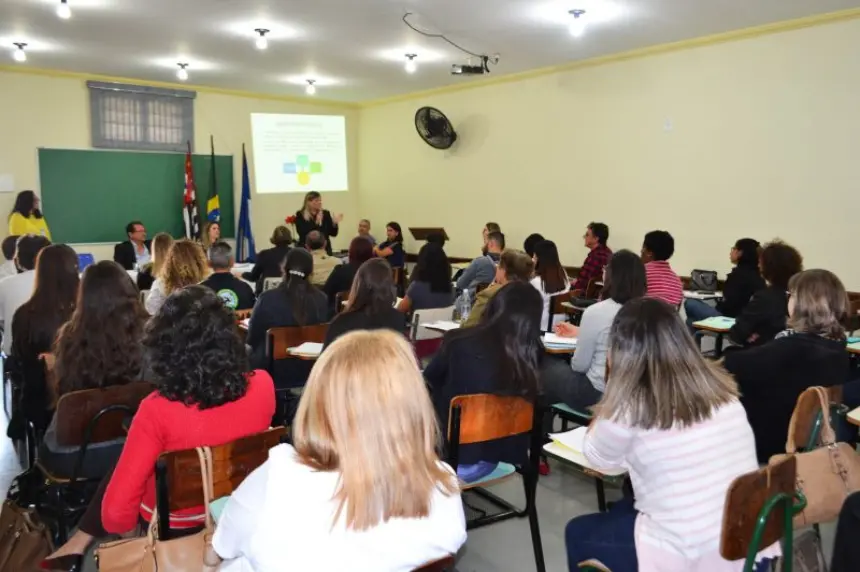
{"left": 572, "top": 222, "right": 612, "bottom": 293}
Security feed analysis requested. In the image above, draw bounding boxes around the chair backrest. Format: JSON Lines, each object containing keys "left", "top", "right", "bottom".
{"left": 54, "top": 382, "right": 154, "bottom": 447}
{"left": 720, "top": 455, "right": 798, "bottom": 563}
{"left": 550, "top": 290, "right": 576, "bottom": 315}
{"left": 262, "top": 277, "right": 283, "bottom": 292}
{"left": 266, "top": 324, "right": 329, "bottom": 362}
{"left": 413, "top": 555, "right": 456, "bottom": 572}
{"left": 584, "top": 278, "right": 603, "bottom": 300}
{"left": 392, "top": 267, "right": 403, "bottom": 286}
{"left": 155, "top": 427, "right": 287, "bottom": 539}
{"left": 448, "top": 394, "right": 534, "bottom": 445}
{"left": 411, "top": 305, "right": 455, "bottom": 341}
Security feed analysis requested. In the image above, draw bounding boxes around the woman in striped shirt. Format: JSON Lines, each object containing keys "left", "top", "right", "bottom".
{"left": 565, "top": 298, "right": 777, "bottom": 572}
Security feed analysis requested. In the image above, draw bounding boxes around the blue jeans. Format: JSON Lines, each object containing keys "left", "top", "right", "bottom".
{"left": 684, "top": 298, "right": 721, "bottom": 330}
{"left": 565, "top": 497, "right": 637, "bottom": 571}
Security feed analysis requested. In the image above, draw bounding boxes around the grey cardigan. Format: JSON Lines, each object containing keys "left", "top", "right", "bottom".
{"left": 570, "top": 299, "right": 621, "bottom": 392}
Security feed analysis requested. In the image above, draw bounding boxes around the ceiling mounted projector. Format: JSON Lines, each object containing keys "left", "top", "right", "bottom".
{"left": 450, "top": 55, "right": 496, "bottom": 76}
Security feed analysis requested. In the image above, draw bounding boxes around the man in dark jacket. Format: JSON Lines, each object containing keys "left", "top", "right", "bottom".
{"left": 113, "top": 221, "right": 152, "bottom": 271}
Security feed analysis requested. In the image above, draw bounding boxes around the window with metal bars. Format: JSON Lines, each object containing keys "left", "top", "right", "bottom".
{"left": 88, "top": 81, "right": 196, "bottom": 152}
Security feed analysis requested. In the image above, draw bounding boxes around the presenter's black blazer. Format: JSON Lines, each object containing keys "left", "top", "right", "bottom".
{"left": 113, "top": 240, "right": 152, "bottom": 271}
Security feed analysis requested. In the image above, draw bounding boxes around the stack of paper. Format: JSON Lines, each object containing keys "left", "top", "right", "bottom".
{"left": 550, "top": 427, "right": 588, "bottom": 452}
{"left": 288, "top": 342, "right": 323, "bottom": 357}
{"left": 423, "top": 321, "right": 461, "bottom": 331}
{"left": 692, "top": 316, "right": 736, "bottom": 329}
{"left": 542, "top": 333, "right": 577, "bottom": 349}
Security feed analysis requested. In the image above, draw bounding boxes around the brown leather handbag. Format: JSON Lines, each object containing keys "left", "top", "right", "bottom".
{"left": 95, "top": 447, "right": 221, "bottom": 572}
{"left": 770, "top": 386, "right": 860, "bottom": 527}
{"left": 0, "top": 499, "right": 54, "bottom": 572}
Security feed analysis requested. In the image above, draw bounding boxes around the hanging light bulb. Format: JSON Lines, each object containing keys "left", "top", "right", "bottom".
{"left": 12, "top": 43, "right": 27, "bottom": 63}
{"left": 305, "top": 79, "right": 317, "bottom": 96}
{"left": 404, "top": 54, "right": 417, "bottom": 74}
{"left": 568, "top": 9, "right": 587, "bottom": 37}
{"left": 56, "top": 0, "right": 72, "bottom": 19}
{"left": 176, "top": 63, "right": 189, "bottom": 81}
{"left": 255, "top": 28, "right": 269, "bottom": 50}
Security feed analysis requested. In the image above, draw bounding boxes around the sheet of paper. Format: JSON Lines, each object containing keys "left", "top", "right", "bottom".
{"left": 0, "top": 174, "right": 14, "bottom": 193}
{"left": 693, "top": 316, "right": 736, "bottom": 328}
{"left": 424, "top": 321, "right": 461, "bottom": 331}
{"left": 549, "top": 426, "right": 588, "bottom": 453}
{"left": 289, "top": 342, "right": 323, "bottom": 356}
{"left": 542, "top": 333, "right": 577, "bottom": 347}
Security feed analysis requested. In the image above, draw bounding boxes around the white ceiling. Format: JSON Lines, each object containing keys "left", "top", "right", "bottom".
{"left": 1, "top": 0, "right": 859, "bottom": 103}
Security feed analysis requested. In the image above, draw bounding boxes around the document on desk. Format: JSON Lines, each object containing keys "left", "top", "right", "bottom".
{"left": 423, "top": 321, "right": 461, "bottom": 331}
{"left": 550, "top": 427, "right": 588, "bottom": 453}
{"left": 542, "top": 333, "right": 577, "bottom": 348}
{"left": 288, "top": 342, "right": 323, "bottom": 357}
{"left": 692, "top": 316, "right": 736, "bottom": 329}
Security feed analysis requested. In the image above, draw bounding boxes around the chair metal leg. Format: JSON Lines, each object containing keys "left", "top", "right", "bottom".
{"left": 595, "top": 479, "right": 607, "bottom": 512}
{"left": 523, "top": 471, "right": 546, "bottom": 572}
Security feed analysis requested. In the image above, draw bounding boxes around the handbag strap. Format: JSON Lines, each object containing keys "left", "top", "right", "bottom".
{"left": 785, "top": 386, "right": 834, "bottom": 453}
{"left": 146, "top": 446, "right": 216, "bottom": 543}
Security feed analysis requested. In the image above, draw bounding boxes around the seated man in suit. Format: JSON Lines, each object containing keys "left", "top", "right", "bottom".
{"left": 307, "top": 230, "right": 340, "bottom": 287}
{"left": 113, "top": 221, "right": 152, "bottom": 271}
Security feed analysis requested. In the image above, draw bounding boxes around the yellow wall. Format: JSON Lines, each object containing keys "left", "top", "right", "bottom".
{"left": 359, "top": 18, "right": 860, "bottom": 287}
{"left": 0, "top": 69, "right": 360, "bottom": 261}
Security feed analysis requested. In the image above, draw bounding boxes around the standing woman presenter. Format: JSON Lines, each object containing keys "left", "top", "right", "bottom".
{"left": 294, "top": 191, "right": 342, "bottom": 255}
{"left": 9, "top": 190, "right": 51, "bottom": 239}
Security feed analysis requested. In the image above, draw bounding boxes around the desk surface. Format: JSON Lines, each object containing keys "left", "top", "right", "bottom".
{"left": 692, "top": 316, "right": 735, "bottom": 333}
{"left": 848, "top": 406, "right": 860, "bottom": 427}
{"left": 542, "top": 442, "right": 627, "bottom": 478}
{"left": 848, "top": 342, "right": 860, "bottom": 355}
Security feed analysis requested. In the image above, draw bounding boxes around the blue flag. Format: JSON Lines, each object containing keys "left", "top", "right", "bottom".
{"left": 236, "top": 144, "right": 256, "bottom": 263}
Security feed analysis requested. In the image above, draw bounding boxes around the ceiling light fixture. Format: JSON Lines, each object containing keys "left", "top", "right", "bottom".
{"left": 305, "top": 79, "right": 316, "bottom": 96}
{"left": 254, "top": 28, "right": 269, "bottom": 50}
{"left": 176, "top": 63, "right": 189, "bottom": 81}
{"left": 12, "top": 43, "right": 27, "bottom": 63}
{"left": 404, "top": 54, "right": 417, "bottom": 74}
{"left": 56, "top": 0, "right": 71, "bottom": 19}
{"left": 568, "top": 9, "right": 587, "bottom": 37}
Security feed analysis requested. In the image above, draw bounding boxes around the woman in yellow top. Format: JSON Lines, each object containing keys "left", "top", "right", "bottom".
{"left": 8, "top": 190, "right": 51, "bottom": 240}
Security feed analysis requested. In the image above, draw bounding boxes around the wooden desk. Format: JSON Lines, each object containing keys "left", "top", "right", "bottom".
{"left": 847, "top": 406, "right": 860, "bottom": 427}
{"left": 847, "top": 342, "right": 860, "bottom": 355}
{"left": 422, "top": 322, "right": 576, "bottom": 355}
{"left": 692, "top": 317, "right": 735, "bottom": 359}
{"left": 543, "top": 442, "right": 626, "bottom": 512}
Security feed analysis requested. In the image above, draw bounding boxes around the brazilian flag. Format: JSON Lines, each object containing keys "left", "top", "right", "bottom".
{"left": 206, "top": 135, "right": 220, "bottom": 222}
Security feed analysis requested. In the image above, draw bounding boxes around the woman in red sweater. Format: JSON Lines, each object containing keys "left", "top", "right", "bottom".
{"left": 42, "top": 285, "right": 275, "bottom": 572}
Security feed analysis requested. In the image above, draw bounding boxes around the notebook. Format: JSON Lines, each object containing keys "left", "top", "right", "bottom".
{"left": 542, "top": 333, "right": 577, "bottom": 348}
{"left": 288, "top": 342, "right": 323, "bottom": 357}
{"left": 692, "top": 316, "right": 736, "bottom": 329}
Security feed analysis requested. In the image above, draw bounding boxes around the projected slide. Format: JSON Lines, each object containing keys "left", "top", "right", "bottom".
{"left": 250, "top": 113, "right": 348, "bottom": 193}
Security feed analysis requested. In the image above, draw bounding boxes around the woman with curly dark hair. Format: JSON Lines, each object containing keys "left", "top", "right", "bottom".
{"left": 41, "top": 286, "right": 275, "bottom": 571}
{"left": 728, "top": 239, "right": 803, "bottom": 347}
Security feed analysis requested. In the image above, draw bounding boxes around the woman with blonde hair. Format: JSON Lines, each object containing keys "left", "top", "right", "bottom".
{"left": 144, "top": 239, "right": 208, "bottom": 315}
{"left": 201, "top": 220, "right": 221, "bottom": 249}
{"left": 565, "top": 298, "right": 768, "bottom": 572}
{"left": 213, "top": 330, "right": 467, "bottom": 571}
{"left": 136, "top": 232, "right": 174, "bottom": 291}
{"left": 724, "top": 268, "right": 850, "bottom": 462}
{"left": 294, "top": 191, "right": 342, "bottom": 255}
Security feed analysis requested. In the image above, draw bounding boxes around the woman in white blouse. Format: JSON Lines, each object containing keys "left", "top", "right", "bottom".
{"left": 565, "top": 298, "right": 776, "bottom": 572}
{"left": 213, "top": 329, "right": 467, "bottom": 572}
{"left": 529, "top": 239, "right": 569, "bottom": 331}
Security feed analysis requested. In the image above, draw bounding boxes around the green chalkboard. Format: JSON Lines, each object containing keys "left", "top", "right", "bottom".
{"left": 38, "top": 148, "right": 235, "bottom": 243}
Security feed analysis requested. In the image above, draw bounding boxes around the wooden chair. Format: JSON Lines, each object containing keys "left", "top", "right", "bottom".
{"left": 720, "top": 456, "right": 806, "bottom": 572}
{"left": 549, "top": 291, "right": 577, "bottom": 333}
{"left": 265, "top": 324, "right": 329, "bottom": 370}
{"left": 37, "top": 382, "right": 154, "bottom": 543}
{"left": 154, "top": 427, "right": 287, "bottom": 540}
{"left": 234, "top": 308, "right": 252, "bottom": 321}
{"left": 414, "top": 555, "right": 456, "bottom": 571}
{"left": 448, "top": 394, "right": 545, "bottom": 572}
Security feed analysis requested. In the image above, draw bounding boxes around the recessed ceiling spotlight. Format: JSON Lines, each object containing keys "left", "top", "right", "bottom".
{"left": 404, "top": 54, "right": 417, "bottom": 74}
{"left": 176, "top": 62, "right": 189, "bottom": 81}
{"left": 56, "top": 0, "right": 71, "bottom": 19}
{"left": 568, "top": 9, "right": 587, "bottom": 37}
{"left": 254, "top": 28, "right": 269, "bottom": 50}
{"left": 12, "top": 43, "right": 27, "bottom": 62}
{"left": 305, "top": 79, "right": 316, "bottom": 96}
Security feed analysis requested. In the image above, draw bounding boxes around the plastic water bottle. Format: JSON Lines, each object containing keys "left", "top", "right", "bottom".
{"left": 457, "top": 290, "right": 472, "bottom": 324}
